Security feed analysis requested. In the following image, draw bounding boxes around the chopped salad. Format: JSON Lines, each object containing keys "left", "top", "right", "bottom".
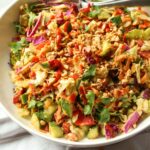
{"left": 10, "top": 2, "right": 150, "bottom": 141}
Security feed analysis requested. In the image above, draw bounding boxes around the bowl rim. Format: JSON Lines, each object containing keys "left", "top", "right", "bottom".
{"left": 0, "top": 0, "right": 150, "bottom": 147}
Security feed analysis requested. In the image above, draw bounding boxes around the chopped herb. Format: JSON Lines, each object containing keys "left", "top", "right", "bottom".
{"left": 41, "top": 62, "right": 50, "bottom": 68}
{"left": 10, "top": 37, "right": 28, "bottom": 53}
{"left": 14, "top": 22, "right": 25, "bottom": 34}
{"left": 99, "top": 108, "right": 110, "bottom": 123}
{"left": 37, "top": 101, "right": 43, "bottom": 109}
{"left": 20, "top": 93, "right": 28, "bottom": 104}
{"left": 60, "top": 99, "right": 72, "bottom": 117}
{"left": 82, "top": 65, "right": 96, "bottom": 81}
{"left": 86, "top": 91, "right": 95, "bottom": 105}
{"left": 111, "top": 16, "right": 122, "bottom": 26}
{"left": 101, "top": 98, "right": 115, "bottom": 105}
{"left": 28, "top": 12, "right": 37, "bottom": 27}
{"left": 85, "top": 25, "right": 90, "bottom": 32}
{"left": 84, "top": 91, "right": 95, "bottom": 115}
{"left": 84, "top": 105, "right": 92, "bottom": 115}
{"left": 28, "top": 99, "right": 36, "bottom": 109}
{"left": 92, "top": 5, "right": 101, "bottom": 11}
{"left": 36, "top": 111, "right": 51, "bottom": 122}
{"left": 124, "top": 8, "right": 130, "bottom": 14}
{"left": 10, "top": 51, "right": 21, "bottom": 66}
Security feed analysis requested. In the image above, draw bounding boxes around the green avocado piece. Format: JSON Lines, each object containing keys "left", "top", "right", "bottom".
{"left": 49, "top": 122, "right": 63, "bottom": 138}
{"left": 87, "top": 126, "right": 99, "bottom": 139}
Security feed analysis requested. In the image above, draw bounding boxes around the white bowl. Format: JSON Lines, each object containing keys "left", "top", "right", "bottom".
{"left": 0, "top": 0, "right": 150, "bottom": 147}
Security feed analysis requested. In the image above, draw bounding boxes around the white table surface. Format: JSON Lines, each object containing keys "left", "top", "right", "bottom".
{"left": 0, "top": 1, "right": 150, "bottom": 150}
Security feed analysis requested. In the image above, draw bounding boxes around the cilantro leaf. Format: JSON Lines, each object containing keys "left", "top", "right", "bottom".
{"left": 86, "top": 91, "right": 95, "bottom": 105}
{"left": 84, "top": 91, "right": 95, "bottom": 115}
{"left": 10, "top": 51, "right": 21, "bottom": 66}
{"left": 111, "top": 16, "right": 122, "bottom": 26}
{"left": 37, "top": 101, "right": 43, "bottom": 109}
{"left": 88, "top": 6, "right": 101, "bottom": 18}
{"left": 84, "top": 105, "right": 92, "bottom": 115}
{"left": 60, "top": 99, "right": 72, "bottom": 117}
{"left": 99, "top": 108, "right": 110, "bottom": 123}
{"left": 28, "top": 99, "right": 36, "bottom": 109}
{"left": 102, "top": 97, "right": 115, "bottom": 105}
{"left": 10, "top": 37, "right": 28, "bottom": 53}
{"left": 82, "top": 65, "right": 96, "bottom": 81}
{"left": 14, "top": 22, "right": 25, "bottom": 34}
{"left": 36, "top": 111, "right": 51, "bottom": 122}
{"left": 28, "top": 12, "right": 37, "bottom": 27}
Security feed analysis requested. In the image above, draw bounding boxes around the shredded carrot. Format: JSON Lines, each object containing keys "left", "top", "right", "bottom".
{"left": 36, "top": 40, "right": 50, "bottom": 50}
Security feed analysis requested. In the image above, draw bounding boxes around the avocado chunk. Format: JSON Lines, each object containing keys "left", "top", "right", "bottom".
{"left": 87, "top": 126, "right": 99, "bottom": 139}
{"left": 20, "top": 93, "right": 28, "bottom": 104}
{"left": 143, "top": 28, "right": 150, "bottom": 40}
{"left": 98, "top": 11, "right": 111, "bottom": 20}
{"left": 49, "top": 122, "right": 63, "bottom": 138}
{"left": 100, "top": 41, "right": 111, "bottom": 57}
{"left": 31, "top": 113, "right": 40, "bottom": 129}
{"left": 126, "top": 29, "right": 144, "bottom": 39}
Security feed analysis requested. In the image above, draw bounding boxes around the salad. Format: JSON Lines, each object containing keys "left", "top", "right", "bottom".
{"left": 10, "top": 1, "right": 150, "bottom": 141}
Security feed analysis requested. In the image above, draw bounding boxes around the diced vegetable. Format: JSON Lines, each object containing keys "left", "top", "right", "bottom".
{"left": 41, "top": 62, "right": 50, "bottom": 68}
{"left": 31, "top": 113, "right": 40, "bottom": 129}
{"left": 143, "top": 28, "right": 150, "bottom": 40}
{"left": 18, "top": 108, "right": 30, "bottom": 117}
{"left": 98, "top": 11, "right": 111, "bottom": 20}
{"left": 84, "top": 91, "right": 95, "bottom": 115}
{"left": 28, "top": 99, "right": 36, "bottom": 109}
{"left": 20, "top": 93, "right": 28, "bottom": 104}
{"left": 100, "top": 41, "right": 111, "bottom": 57}
{"left": 126, "top": 29, "right": 144, "bottom": 39}
{"left": 36, "top": 111, "right": 51, "bottom": 122}
{"left": 49, "top": 122, "right": 63, "bottom": 138}
{"left": 87, "top": 126, "right": 99, "bottom": 139}
{"left": 99, "top": 108, "right": 110, "bottom": 123}
{"left": 124, "top": 111, "right": 140, "bottom": 133}
{"left": 142, "top": 89, "right": 150, "bottom": 99}
{"left": 82, "top": 65, "right": 96, "bottom": 81}
{"left": 111, "top": 16, "right": 122, "bottom": 26}
{"left": 10, "top": 37, "right": 28, "bottom": 53}
{"left": 59, "top": 99, "right": 72, "bottom": 117}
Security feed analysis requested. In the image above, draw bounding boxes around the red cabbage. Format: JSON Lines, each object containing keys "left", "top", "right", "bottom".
{"left": 105, "top": 124, "right": 119, "bottom": 139}
{"left": 124, "top": 111, "right": 140, "bottom": 133}
{"left": 27, "top": 35, "right": 46, "bottom": 45}
{"left": 27, "top": 14, "right": 42, "bottom": 37}
{"left": 142, "top": 89, "right": 150, "bottom": 99}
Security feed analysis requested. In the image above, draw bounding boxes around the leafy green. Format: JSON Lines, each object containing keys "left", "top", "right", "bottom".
{"left": 111, "top": 16, "right": 122, "bottom": 26}
{"left": 84, "top": 105, "right": 91, "bottom": 115}
{"left": 60, "top": 99, "right": 72, "bottom": 117}
{"left": 37, "top": 101, "right": 44, "bottom": 109}
{"left": 10, "top": 37, "right": 28, "bottom": 53}
{"left": 102, "top": 98, "right": 111, "bottom": 105}
{"left": 10, "top": 51, "right": 21, "bottom": 66}
{"left": 28, "top": 99, "right": 43, "bottom": 109}
{"left": 102, "top": 98, "right": 113, "bottom": 105}
{"left": 36, "top": 111, "right": 51, "bottom": 122}
{"left": 28, "top": 12, "right": 37, "bottom": 27}
{"left": 89, "top": 6, "right": 101, "bottom": 18}
{"left": 86, "top": 91, "right": 95, "bottom": 105}
{"left": 82, "top": 65, "right": 96, "bottom": 81}
{"left": 84, "top": 91, "right": 95, "bottom": 115}
{"left": 99, "top": 108, "right": 110, "bottom": 123}
{"left": 14, "top": 22, "right": 25, "bottom": 34}
{"left": 20, "top": 93, "right": 28, "bottom": 104}
{"left": 85, "top": 25, "right": 90, "bottom": 32}
{"left": 28, "top": 99, "right": 36, "bottom": 109}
